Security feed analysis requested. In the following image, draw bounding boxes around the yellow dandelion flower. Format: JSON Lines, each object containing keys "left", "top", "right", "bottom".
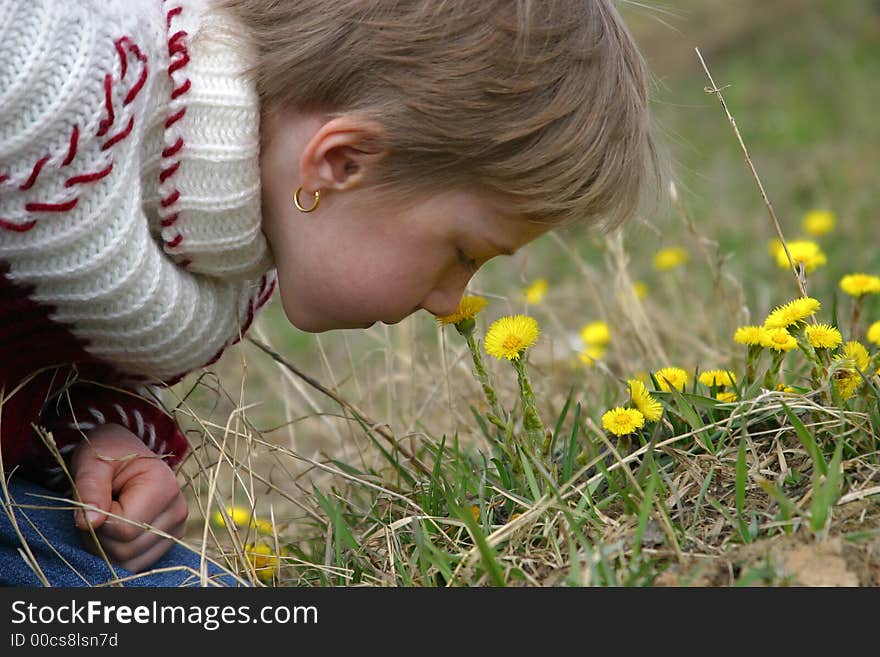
{"left": 654, "top": 366, "right": 688, "bottom": 392}
{"left": 868, "top": 321, "right": 880, "bottom": 346}
{"left": 484, "top": 315, "right": 540, "bottom": 360}
{"left": 698, "top": 369, "right": 737, "bottom": 388}
{"left": 734, "top": 325, "right": 766, "bottom": 346}
{"left": 653, "top": 247, "right": 689, "bottom": 272}
{"left": 601, "top": 406, "right": 646, "bottom": 436}
{"left": 715, "top": 391, "right": 738, "bottom": 403}
{"left": 522, "top": 278, "right": 549, "bottom": 305}
{"left": 244, "top": 543, "right": 278, "bottom": 584}
{"left": 833, "top": 368, "right": 862, "bottom": 401}
{"left": 760, "top": 328, "right": 798, "bottom": 352}
{"left": 839, "top": 273, "right": 880, "bottom": 298}
{"left": 803, "top": 210, "right": 836, "bottom": 236}
{"left": 763, "top": 297, "right": 821, "bottom": 329}
{"left": 841, "top": 341, "right": 870, "bottom": 371}
{"left": 768, "top": 239, "right": 784, "bottom": 259}
{"left": 805, "top": 323, "right": 842, "bottom": 349}
{"left": 436, "top": 295, "right": 488, "bottom": 325}
{"left": 577, "top": 344, "right": 605, "bottom": 367}
{"left": 211, "top": 505, "right": 253, "bottom": 530}
{"left": 580, "top": 320, "right": 611, "bottom": 347}
{"left": 774, "top": 240, "right": 827, "bottom": 274}
{"left": 628, "top": 379, "right": 663, "bottom": 422}
{"left": 633, "top": 281, "right": 649, "bottom": 299}
{"left": 775, "top": 384, "right": 796, "bottom": 394}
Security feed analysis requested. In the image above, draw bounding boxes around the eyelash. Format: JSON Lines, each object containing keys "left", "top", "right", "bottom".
{"left": 457, "top": 249, "right": 478, "bottom": 272}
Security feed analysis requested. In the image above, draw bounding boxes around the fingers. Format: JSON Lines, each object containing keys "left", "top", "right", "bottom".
{"left": 71, "top": 450, "right": 114, "bottom": 531}
{"left": 80, "top": 493, "right": 188, "bottom": 572}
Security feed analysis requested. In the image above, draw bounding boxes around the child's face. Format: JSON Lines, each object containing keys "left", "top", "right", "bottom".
{"left": 261, "top": 185, "right": 549, "bottom": 333}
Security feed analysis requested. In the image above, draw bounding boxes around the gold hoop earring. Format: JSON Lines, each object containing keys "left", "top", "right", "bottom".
{"left": 294, "top": 187, "right": 321, "bottom": 213}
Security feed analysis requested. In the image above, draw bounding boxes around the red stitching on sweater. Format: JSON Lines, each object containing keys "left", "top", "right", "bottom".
{"left": 168, "top": 51, "right": 190, "bottom": 75}
{"left": 0, "top": 175, "right": 8, "bottom": 184}
{"left": 160, "top": 212, "right": 179, "bottom": 228}
{"left": 170, "top": 78, "right": 190, "bottom": 100}
{"left": 166, "top": 233, "right": 183, "bottom": 248}
{"left": 0, "top": 218, "right": 37, "bottom": 232}
{"left": 25, "top": 199, "right": 78, "bottom": 213}
{"left": 164, "top": 107, "right": 186, "bottom": 128}
{"left": 162, "top": 137, "right": 184, "bottom": 158}
{"left": 123, "top": 65, "right": 148, "bottom": 105}
{"left": 159, "top": 161, "right": 181, "bottom": 183}
{"left": 96, "top": 74, "right": 115, "bottom": 137}
{"left": 65, "top": 163, "right": 114, "bottom": 187}
{"left": 178, "top": 257, "right": 191, "bottom": 268}
{"left": 101, "top": 116, "right": 135, "bottom": 151}
{"left": 166, "top": 6, "right": 183, "bottom": 28}
{"left": 160, "top": 190, "right": 180, "bottom": 208}
{"left": 168, "top": 31, "right": 187, "bottom": 55}
{"left": 62, "top": 126, "right": 79, "bottom": 166}
{"left": 18, "top": 155, "right": 50, "bottom": 191}
{"left": 114, "top": 38, "right": 128, "bottom": 78}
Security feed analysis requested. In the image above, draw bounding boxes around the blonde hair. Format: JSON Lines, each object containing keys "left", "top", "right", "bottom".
{"left": 214, "top": 0, "right": 660, "bottom": 229}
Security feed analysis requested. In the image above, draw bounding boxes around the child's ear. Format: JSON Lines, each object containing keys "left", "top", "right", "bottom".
{"left": 299, "top": 116, "right": 387, "bottom": 193}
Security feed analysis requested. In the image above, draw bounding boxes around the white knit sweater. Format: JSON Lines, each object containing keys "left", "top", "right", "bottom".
{"left": 0, "top": 0, "right": 274, "bottom": 384}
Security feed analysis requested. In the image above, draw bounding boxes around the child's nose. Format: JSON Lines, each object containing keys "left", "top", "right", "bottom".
{"left": 420, "top": 284, "right": 466, "bottom": 318}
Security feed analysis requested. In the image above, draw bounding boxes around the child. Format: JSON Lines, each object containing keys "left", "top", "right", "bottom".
{"left": 0, "top": 0, "right": 658, "bottom": 585}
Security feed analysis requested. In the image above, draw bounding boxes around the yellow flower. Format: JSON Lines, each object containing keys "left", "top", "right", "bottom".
{"left": 580, "top": 320, "right": 611, "bottom": 347}
{"left": 601, "top": 407, "right": 646, "bottom": 436}
{"left": 734, "top": 325, "right": 766, "bottom": 346}
{"left": 775, "top": 384, "right": 797, "bottom": 394}
{"left": 764, "top": 297, "right": 821, "bottom": 329}
{"left": 760, "top": 328, "right": 798, "bottom": 352}
{"left": 436, "top": 295, "right": 488, "bottom": 325}
{"left": 522, "top": 278, "right": 549, "bottom": 305}
{"left": 654, "top": 366, "right": 689, "bottom": 392}
{"left": 868, "top": 321, "right": 880, "bottom": 346}
{"left": 716, "top": 391, "right": 738, "bottom": 403}
{"left": 211, "top": 505, "right": 273, "bottom": 534}
{"left": 633, "top": 281, "right": 649, "bottom": 299}
{"left": 244, "top": 543, "right": 278, "bottom": 584}
{"left": 833, "top": 368, "right": 862, "bottom": 401}
{"left": 653, "top": 247, "right": 688, "bottom": 272}
{"left": 698, "top": 369, "right": 737, "bottom": 388}
{"left": 577, "top": 344, "right": 605, "bottom": 367}
{"left": 774, "top": 240, "right": 827, "bottom": 274}
{"left": 839, "top": 273, "right": 880, "bottom": 298}
{"left": 484, "top": 315, "right": 540, "bottom": 360}
{"left": 804, "top": 323, "right": 842, "bottom": 349}
{"left": 628, "top": 379, "right": 663, "bottom": 422}
{"left": 802, "top": 209, "right": 836, "bottom": 237}
{"left": 841, "top": 341, "right": 870, "bottom": 371}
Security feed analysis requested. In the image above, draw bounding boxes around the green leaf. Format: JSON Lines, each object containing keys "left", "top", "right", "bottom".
{"left": 811, "top": 439, "right": 844, "bottom": 532}
{"left": 780, "top": 400, "right": 827, "bottom": 476}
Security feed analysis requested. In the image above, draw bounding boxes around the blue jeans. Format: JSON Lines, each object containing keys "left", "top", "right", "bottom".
{"left": 1, "top": 475, "right": 245, "bottom": 587}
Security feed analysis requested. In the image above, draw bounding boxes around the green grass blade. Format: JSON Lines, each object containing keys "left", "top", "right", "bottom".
{"left": 779, "top": 400, "right": 827, "bottom": 477}
{"left": 810, "top": 439, "right": 844, "bottom": 532}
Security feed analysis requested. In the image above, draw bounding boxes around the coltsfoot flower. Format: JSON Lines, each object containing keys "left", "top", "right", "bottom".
{"left": 734, "top": 325, "right": 766, "bottom": 346}
{"left": 774, "top": 240, "right": 827, "bottom": 274}
{"left": 628, "top": 379, "right": 663, "bottom": 422}
{"left": 484, "top": 315, "right": 540, "bottom": 360}
{"left": 244, "top": 543, "right": 278, "bottom": 584}
{"left": 523, "top": 278, "right": 549, "bottom": 304}
{"left": 577, "top": 344, "right": 605, "bottom": 367}
{"left": 868, "top": 321, "right": 880, "bottom": 346}
{"left": 840, "top": 341, "right": 870, "bottom": 371}
{"left": 654, "top": 366, "right": 688, "bottom": 392}
{"left": 437, "top": 295, "right": 488, "bottom": 326}
{"left": 580, "top": 320, "right": 611, "bottom": 347}
{"left": 839, "top": 273, "right": 880, "bottom": 298}
{"left": 653, "top": 247, "right": 689, "bottom": 271}
{"left": 805, "top": 323, "right": 843, "bottom": 349}
{"left": 760, "top": 328, "right": 798, "bottom": 352}
{"left": 763, "top": 297, "right": 821, "bottom": 329}
{"left": 802, "top": 210, "right": 836, "bottom": 236}
{"left": 211, "top": 505, "right": 273, "bottom": 535}
{"left": 601, "top": 407, "right": 646, "bottom": 436}
{"left": 833, "top": 368, "right": 862, "bottom": 401}
{"left": 698, "top": 369, "right": 737, "bottom": 388}
{"left": 716, "top": 391, "right": 738, "bottom": 403}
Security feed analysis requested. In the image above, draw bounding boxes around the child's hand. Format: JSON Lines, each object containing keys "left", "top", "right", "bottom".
{"left": 69, "top": 423, "right": 189, "bottom": 573}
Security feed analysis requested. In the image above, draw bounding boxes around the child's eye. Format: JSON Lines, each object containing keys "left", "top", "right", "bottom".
{"left": 457, "top": 249, "right": 478, "bottom": 272}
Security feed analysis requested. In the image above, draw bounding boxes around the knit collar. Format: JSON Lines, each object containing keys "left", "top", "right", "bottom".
{"left": 157, "top": 0, "right": 273, "bottom": 280}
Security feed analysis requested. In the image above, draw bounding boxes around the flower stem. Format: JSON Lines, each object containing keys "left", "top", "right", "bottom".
{"left": 465, "top": 332, "right": 507, "bottom": 430}
{"left": 512, "top": 355, "right": 547, "bottom": 453}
